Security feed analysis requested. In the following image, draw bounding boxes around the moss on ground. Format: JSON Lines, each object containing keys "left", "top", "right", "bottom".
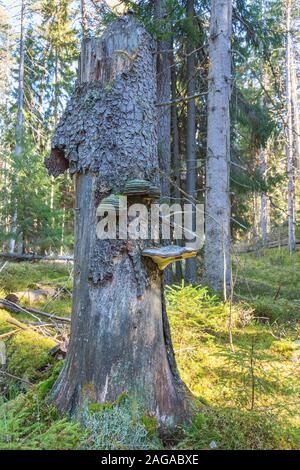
{"left": 0, "top": 262, "right": 72, "bottom": 320}
{"left": 0, "top": 391, "right": 83, "bottom": 450}
{"left": 167, "top": 282, "right": 300, "bottom": 449}
{"left": 0, "top": 309, "right": 56, "bottom": 395}
{"left": 0, "top": 248, "right": 299, "bottom": 449}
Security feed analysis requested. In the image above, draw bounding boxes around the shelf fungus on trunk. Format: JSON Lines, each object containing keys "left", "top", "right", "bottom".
{"left": 45, "top": 14, "right": 191, "bottom": 425}
{"left": 97, "top": 194, "right": 125, "bottom": 215}
{"left": 124, "top": 179, "right": 161, "bottom": 199}
{"left": 142, "top": 246, "right": 198, "bottom": 270}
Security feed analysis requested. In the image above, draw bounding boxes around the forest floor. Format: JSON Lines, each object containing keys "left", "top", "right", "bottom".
{"left": 0, "top": 247, "right": 299, "bottom": 450}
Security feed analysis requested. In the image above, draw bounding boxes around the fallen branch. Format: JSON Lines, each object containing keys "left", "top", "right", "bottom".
{"left": 0, "top": 369, "right": 32, "bottom": 386}
{"left": 0, "top": 299, "right": 71, "bottom": 324}
{"left": 0, "top": 252, "right": 73, "bottom": 262}
{"left": 0, "top": 330, "right": 18, "bottom": 340}
{"left": 6, "top": 317, "right": 28, "bottom": 330}
{"left": 22, "top": 320, "right": 66, "bottom": 328}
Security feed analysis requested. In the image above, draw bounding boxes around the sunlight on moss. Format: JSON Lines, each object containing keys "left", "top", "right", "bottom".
{"left": 0, "top": 249, "right": 299, "bottom": 450}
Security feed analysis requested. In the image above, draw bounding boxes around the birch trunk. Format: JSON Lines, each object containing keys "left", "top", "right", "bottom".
{"left": 203, "top": 0, "right": 232, "bottom": 294}
{"left": 9, "top": 0, "right": 25, "bottom": 254}
{"left": 46, "top": 15, "right": 189, "bottom": 424}
{"left": 286, "top": 0, "right": 296, "bottom": 253}
{"left": 184, "top": 0, "right": 197, "bottom": 285}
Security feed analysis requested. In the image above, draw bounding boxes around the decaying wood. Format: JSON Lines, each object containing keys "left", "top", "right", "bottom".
{"left": 6, "top": 289, "right": 56, "bottom": 305}
{"left": 46, "top": 15, "right": 190, "bottom": 424}
{"left": 0, "top": 330, "right": 18, "bottom": 340}
{"left": 5, "top": 317, "right": 28, "bottom": 330}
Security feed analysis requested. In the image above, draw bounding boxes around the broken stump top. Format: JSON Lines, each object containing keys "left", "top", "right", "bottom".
{"left": 45, "top": 15, "right": 159, "bottom": 193}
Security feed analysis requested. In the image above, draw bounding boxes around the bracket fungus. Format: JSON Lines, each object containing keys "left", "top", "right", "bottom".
{"left": 97, "top": 194, "right": 125, "bottom": 215}
{"left": 142, "top": 245, "right": 197, "bottom": 270}
{"left": 124, "top": 179, "right": 160, "bottom": 199}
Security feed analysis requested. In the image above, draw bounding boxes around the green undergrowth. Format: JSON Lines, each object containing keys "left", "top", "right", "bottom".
{"left": 0, "top": 262, "right": 73, "bottom": 294}
{"left": 0, "top": 380, "right": 162, "bottom": 450}
{"left": 167, "top": 282, "right": 300, "bottom": 449}
{"left": 235, "top": 247, "right": 300, "bottom": 322}
{"left": 0, "top": 390, "right": 84, "bottom": 450}
{"left": 0, "top": 309, "right": 56, "bottom": 397}
{"left": 0, "top": 248, "right": 299, "bottom": 449}
{"left": 178, "top": 407, "right": 298, "bottom": 450}
{"left": 0, "top": 262, "right": 72, "bottom": 320}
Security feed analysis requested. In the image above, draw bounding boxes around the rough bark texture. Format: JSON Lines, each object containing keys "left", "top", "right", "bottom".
{"left": 285, "top": 0, "right": 296, "bottom": 253}
{"left": 203, "top": 0, "right": 232, "bottom": 295}
{"left": 184, "top": 0, "right": 197, "bottom": 285}
{"left": 46, "top": 15, "right": 189, "bottom": 424}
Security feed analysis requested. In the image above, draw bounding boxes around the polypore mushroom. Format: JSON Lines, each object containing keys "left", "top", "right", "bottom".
{"left": 97, "top": 194, "right": 124, "bottom": 215}
{"left": 124, "top": 179, "right": 160, "bottom": 199}
{"left": 148, "top": 184, "right": 161, "bottom": 199}
{"left": 142, "top": 245, "right": 197, "bottom": 270}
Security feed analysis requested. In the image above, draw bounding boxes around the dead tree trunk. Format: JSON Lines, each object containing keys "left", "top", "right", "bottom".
{"left": 45, "top": 15, "right": 189, "bottom": 424}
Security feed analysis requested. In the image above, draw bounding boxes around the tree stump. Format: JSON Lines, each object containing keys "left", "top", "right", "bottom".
{"left": 45, "top": 15, "right": 190, "bottom": 424}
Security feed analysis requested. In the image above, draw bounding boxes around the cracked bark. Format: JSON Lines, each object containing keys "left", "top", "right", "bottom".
{"left": 45, "top": 15, "right": 190, "bottom": 424}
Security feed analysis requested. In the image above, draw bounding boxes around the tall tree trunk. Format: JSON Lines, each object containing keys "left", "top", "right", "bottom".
{"left": 46, "top": 15, "right": 189, "bottom": 423}
{"left": 171, "top": 47, "right": 182, "bottom": 283}
{"left": 259, "top": 6, "right": 268, "bottom": 248}
{"left": 154, "top": 1, "right": 173, "bottom": 284}
{"left": 291, "top": 39, "right": 300, "bottom": 173}
{"left": 9, "top": 0, "right": 25, "bottom": 254}
{"left": 286, "top": 0, "right": 296, "bottom": 253}
{"left": 184, "top": 0, "right": 197, "bottom": 285}
{"left": 154, "top": 0, "right": 171, "bottom": 199}
{"left": 203, "top": 0, "right": 232, "bottom": 296}
{"left": 259, "top": 149, "right": 268, "bottom": 246}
